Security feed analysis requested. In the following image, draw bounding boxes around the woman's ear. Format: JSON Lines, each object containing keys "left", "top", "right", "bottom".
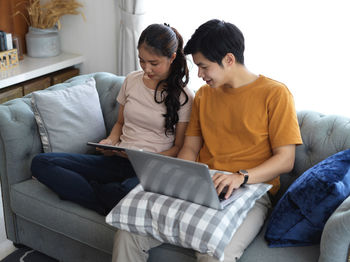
{"left": 170, "top": 52, "right": 177, "bottom": 63}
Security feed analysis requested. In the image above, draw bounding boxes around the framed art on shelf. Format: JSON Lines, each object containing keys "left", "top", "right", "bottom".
{"left": 0, "top": 49, "right": 19, "bottom": 71}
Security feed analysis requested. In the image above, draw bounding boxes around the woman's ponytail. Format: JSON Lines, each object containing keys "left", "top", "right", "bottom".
{"left": 160, "top": 26, "right": 189, "bottom": 135}
{"left": 138, "top": 24, "right": 189, "bottom": 136}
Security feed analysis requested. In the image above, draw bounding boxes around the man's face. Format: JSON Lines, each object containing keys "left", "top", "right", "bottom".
{"left": 192, "top": 52, "right": 227, "bottom": 88}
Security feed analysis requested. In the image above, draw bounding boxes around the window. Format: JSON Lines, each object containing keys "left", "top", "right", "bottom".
{"left": 146, "top": 0, "right": 350, "bottom": 117}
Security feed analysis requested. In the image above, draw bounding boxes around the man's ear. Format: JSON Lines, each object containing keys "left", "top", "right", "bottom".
{"left": 224, "top": 53, "right": 236, "bottom": 66}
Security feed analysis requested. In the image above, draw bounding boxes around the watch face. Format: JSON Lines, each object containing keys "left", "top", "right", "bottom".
{"left": 239, "top": 169, "right": 248, "bottom": 175}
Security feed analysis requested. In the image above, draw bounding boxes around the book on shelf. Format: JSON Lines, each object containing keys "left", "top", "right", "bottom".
{"left": 5, "top": 33, "right": 13, "bottom": 50}
{"left": 0, "top": 31, "right": 6, "bottom": 51}
{"left": 0, "top": 30, "right": 14, "bottom": 52}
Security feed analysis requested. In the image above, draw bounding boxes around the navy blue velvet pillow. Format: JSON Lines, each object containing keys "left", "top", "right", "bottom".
{"left": 265, "top": 149, "right": 350, "bottom": 247}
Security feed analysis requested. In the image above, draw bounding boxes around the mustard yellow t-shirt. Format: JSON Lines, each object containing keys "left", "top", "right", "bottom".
{"left": 186, "top": 75, "right": 302, "bottom": 194}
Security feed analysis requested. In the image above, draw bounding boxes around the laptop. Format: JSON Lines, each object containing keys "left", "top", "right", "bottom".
{"left": 125, "top": 148, "right": 247, "bottom": 210}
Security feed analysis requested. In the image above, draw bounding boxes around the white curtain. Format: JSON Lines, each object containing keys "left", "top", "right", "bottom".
{"left": 117, "top": 0, "right": 146, "bottom": 76}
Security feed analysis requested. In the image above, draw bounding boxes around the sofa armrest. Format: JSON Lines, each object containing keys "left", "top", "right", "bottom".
{"left": 319, "top": 195, "right": 350, "bottom": 262}
{"left": 0, "top": 71, "right": 124, "bottom": 243}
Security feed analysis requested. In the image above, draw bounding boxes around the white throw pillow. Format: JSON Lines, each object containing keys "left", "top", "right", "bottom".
{"left": 31, "top": 78, "right": 106, "bottom": 153}
{"left": 106, "top": 183, "right": 271, "bottom": 261}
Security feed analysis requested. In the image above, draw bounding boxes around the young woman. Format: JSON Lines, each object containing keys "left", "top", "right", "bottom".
{"left": 31, "top": 23, "right": 194, "bottom": 216}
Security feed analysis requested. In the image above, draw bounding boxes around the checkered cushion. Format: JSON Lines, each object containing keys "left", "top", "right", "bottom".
{"left": 106, "top": 183, "right": 271, "bottom": 261}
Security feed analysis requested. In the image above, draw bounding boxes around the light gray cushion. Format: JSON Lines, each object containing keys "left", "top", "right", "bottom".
{"left": 31, "top": 78, "right": 106, "bottom": 153}
{"left": 10, "top": 180, "right": 116, "bottom": 253}
{"left": 106, "top": 183, "right": 271, "bottom": 261}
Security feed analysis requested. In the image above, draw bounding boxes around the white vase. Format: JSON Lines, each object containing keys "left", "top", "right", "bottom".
{"left": 26, "top": 26, "right": 61, "bottom": 58}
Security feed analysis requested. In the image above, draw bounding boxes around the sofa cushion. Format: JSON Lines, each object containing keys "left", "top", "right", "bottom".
{"left": 148, "top": 224, "right": 321, "bottom": 262}
{"left": 10, "top": 180, "right": 116, "bottom": 253}
{"left": 106, "top": 183, "right": 271, "bottom": 261}
{"left": 31, "top": 78, "right": 106, "bottom": 154}
{"left": 265, "top": 149, "right": 350, "bottom": 247}
{"left": 238, "top": 223, "right": 320, "bottom": 262}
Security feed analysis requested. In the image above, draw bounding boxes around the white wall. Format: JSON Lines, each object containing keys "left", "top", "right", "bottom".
{"left": 147, "top": 0, "right": 350, "bottom": 117}
{"left": 59, "top": 0, "right": 120, "bottom": 75}
{"left": 57, "top": 0, "right": 350, "bottom": 117}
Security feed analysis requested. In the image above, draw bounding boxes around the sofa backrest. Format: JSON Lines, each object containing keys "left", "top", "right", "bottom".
{"left": 1, "top": 73, "right": 349, "bottom": 199}
{"left": 277, "top": 111, "right": 350, "bottom": 199}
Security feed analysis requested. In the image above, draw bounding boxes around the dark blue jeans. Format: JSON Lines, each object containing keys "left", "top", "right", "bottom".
{"left": 31, "top": 152, "right": 139, "bottom": 215}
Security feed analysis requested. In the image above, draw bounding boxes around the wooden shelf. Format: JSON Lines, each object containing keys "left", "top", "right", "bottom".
{"left": 0, "top": 52, "right": 84, "bottom": 89}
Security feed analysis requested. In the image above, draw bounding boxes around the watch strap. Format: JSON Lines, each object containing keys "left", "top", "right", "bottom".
{"left": 239, "top": 169, "right": 249, "bottom": 186}
{"left": 242, "top": 174, "right": 249, "bottom": 185}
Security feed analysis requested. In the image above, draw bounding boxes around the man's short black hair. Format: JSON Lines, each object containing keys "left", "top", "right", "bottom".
{"left": 184, "top": 19, "right": 245, "bottom": 65}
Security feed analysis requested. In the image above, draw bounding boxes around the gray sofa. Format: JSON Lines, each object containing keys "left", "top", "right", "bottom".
{"left": 0, "top": 72, "right": 349, "bottom": 262}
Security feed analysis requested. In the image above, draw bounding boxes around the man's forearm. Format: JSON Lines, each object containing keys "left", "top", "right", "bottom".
{"left": 177, "top": 145, "right": 198, "bottom": 161}
{"left": 177, "top": 135, "right": 203, "bottom": 161}
{"left": 245, "top": 144, "right": 296, "bottom": 184}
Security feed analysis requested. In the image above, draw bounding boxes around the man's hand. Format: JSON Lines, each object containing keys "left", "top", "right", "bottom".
{"left": 212, "top": 172, "right": 244, "bottom": 199}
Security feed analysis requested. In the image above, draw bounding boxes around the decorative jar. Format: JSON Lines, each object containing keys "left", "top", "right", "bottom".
{"left": 26, "top": 26, "right": 61, "bottom": 58}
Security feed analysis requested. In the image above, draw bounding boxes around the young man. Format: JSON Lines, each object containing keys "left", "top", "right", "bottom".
{"left": 112, "top": 19, "right": 302, "bottom": 262}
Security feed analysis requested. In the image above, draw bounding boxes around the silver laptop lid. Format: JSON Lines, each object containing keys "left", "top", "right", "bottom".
{"left": 125, "top": 149, "right": 223, "bottom": 210}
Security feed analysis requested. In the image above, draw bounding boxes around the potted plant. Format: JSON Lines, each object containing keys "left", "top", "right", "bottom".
{"left": 14, "top": 0, "right": 85, "bottom": 58}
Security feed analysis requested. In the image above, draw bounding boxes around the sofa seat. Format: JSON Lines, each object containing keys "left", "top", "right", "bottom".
{"left": 238, "top": 224, "right": 320, "bottom": 262}
{"left": 10, "top": 180, "right": 116, "bottom": 254}
{"left": 9, "top": 180, "right": 321, "bottom": 262}
{"left": 148, "top": 220, "right": 321, "bottom": 262}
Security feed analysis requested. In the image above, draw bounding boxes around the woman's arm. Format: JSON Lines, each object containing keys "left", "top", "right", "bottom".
{"left": 99, "top": 104, "right": 125, "bottom": 145}
{"left": 97, "top": 104, "right": 125, "bottom": 157}
{"left": 159, "top": 122, "right": 189, "bottom": 157}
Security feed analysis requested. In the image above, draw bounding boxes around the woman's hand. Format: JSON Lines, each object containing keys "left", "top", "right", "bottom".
{"left": 96, "top": 138, "right": 118, "bottom": 156}
{"left": 99, "top": 138, "right": 114, "bottom": 145}
{"left": 113, "top": 150, "right": 128, "bottom": 158}
{"left": 212, "top": 172, "right": 244, "bottom": 199}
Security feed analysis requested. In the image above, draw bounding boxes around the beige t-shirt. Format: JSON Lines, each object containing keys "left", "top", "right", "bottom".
{"left": 116, "top": 71, "right": 194, "bottom": 153}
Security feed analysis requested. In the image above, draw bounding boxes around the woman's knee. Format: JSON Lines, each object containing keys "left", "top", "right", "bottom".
{"left": 31, "top": 153, "right": 51, "bottom": 177}
{"left": 31, "top": 152, "right": 65, "bottom": 178}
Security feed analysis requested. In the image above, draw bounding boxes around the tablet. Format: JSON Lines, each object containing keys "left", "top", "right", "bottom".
{"left": 87, "top": 142, "right": 126, "bottom": 152}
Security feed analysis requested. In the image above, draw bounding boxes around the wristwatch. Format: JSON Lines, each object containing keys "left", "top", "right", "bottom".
{"left": 238, "top": 169, "right": 249, "bottom": 186}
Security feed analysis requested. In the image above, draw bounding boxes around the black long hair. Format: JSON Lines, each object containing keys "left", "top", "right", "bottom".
{"left": 138, "top": 23, "right": 189, "bottom": 135}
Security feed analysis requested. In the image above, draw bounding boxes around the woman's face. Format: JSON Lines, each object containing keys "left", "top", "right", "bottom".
{"left": 138, "top": 44, "right": 176, "bottom": 82}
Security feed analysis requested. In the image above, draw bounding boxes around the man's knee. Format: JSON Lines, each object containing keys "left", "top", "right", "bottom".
{"left": 113, "top": 231, "right": 155, "bottom": 262}
{"left": 114, "top": 231, "right": 163, "bottom": 256}
{"left": 114, "top": 230, "right": 149, "bottom": 253}
{"left": 196, "top": 252, "right": 219, "bottom": 262}
{"left": 115, "top": 230, "right": 134, "bottom": 246}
